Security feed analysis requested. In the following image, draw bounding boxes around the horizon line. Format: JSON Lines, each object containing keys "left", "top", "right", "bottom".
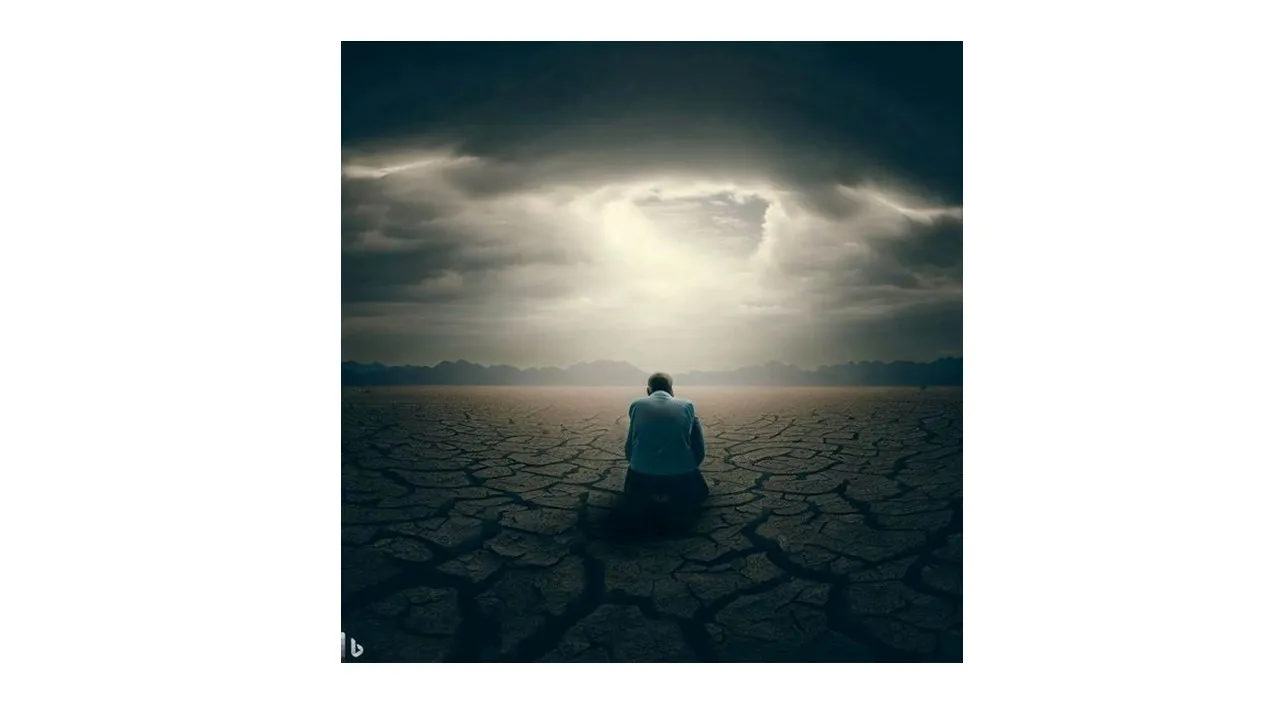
{"left": 341, "top": 356, "right": 962, "bottom": 375}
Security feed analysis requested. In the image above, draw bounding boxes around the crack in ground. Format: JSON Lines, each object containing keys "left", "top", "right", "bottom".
{"left": 342, "top": 387, "right": 962, "bottom": 662}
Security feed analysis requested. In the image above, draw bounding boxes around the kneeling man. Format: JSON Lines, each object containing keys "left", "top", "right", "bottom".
{"left": 623, "top": 372, "right": 709, "bottom": 511}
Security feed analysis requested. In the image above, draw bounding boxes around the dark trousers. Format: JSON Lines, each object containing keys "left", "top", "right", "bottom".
{"left": 606, "top": 470, "right": 709, "bottom": 538}
{"left": 623, "top": 469, "right": 709, "bottom": 507}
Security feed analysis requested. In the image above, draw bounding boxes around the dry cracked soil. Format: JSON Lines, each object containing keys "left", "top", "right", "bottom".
{"left": 342, "top": 386, "right": 962, "bottom": 662}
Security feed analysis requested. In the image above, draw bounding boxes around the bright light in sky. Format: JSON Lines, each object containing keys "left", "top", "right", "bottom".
{"left": 342, "top": 149, "right": 962, "bottom": 371}
{"left": 341, "top": 43, "right": 963, "bottom": 371}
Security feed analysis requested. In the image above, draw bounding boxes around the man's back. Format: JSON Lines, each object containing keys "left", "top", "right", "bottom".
{"left": 625, "top": 390, "right": 705, "bottom": 476}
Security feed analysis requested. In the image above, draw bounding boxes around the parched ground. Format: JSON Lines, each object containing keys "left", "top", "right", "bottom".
{"left": 341, "top": 386, "right": 962, "bottom": 662}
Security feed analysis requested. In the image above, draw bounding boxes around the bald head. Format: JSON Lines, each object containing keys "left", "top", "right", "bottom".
{"left": 646, "top": 372, "right": 674, "bottom": 395}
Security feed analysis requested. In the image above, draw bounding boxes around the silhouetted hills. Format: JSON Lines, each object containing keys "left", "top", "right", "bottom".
{"left": 341, "top": 357, "right": 961, "bottom": 387}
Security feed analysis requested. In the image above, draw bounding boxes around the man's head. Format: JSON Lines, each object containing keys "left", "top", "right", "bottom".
{"left": 646, "top": 372, "right": 674, "bottom": 396}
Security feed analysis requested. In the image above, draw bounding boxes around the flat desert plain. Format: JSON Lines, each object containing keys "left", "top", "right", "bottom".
{"left": 342, "top": 386, "right": 962, "bottom": 662}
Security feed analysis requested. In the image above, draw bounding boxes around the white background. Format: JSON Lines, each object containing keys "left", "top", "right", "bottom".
{"left": 2, "top": 1, "right": 1278, "bottom": 701}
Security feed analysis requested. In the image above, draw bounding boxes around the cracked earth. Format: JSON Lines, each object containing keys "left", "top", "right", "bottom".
{"left": 342, "top": 386, "right": 962, "bottom": 662}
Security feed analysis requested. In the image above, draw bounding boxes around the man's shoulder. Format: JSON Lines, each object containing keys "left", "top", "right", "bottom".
{"left": 630, "top": 394, "right": 696, "bottom": 410}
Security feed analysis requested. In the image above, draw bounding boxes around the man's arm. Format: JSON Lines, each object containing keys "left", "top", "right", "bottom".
{"left": 691, "top": 416, "right": 706, "bottom": 466}
{"left": 624, "top": 401, "right": 637, "bottom": 461}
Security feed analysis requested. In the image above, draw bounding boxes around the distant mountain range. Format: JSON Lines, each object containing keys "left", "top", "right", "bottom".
{"left": 341, "top": 357, "right": 962, "bottom": 387}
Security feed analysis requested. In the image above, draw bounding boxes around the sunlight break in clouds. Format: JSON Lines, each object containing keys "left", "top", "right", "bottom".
{"left": 341, "top": 148, "right": 962, "bottom": 372}
{"left": 340, "top": 43, "right": 963, "bottom": 370}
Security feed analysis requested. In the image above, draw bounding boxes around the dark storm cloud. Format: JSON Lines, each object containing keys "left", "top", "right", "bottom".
{"left": 832, "top": 212, "right": 964, "bottom": 290}
{"left": 340, "top": 163, "right": 593, "bottom": 304}
{"left": 342, "top": 42, "right": 962, "bottom": 201}
{"left": 341, "top": 42, "right": 962, "bottom": 368}
{"left": 755, "top": 184, "right": 963, "bottom": 296}
{"left": 888, "top": 214, "right": 963, "bottom": 279}
{"left": 809, "top": 298, "right": 963, "bottom": 365}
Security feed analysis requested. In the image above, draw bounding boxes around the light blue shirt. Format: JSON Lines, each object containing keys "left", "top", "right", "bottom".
{"left": 625, "top": 391, "right": 706, "bottom": 476}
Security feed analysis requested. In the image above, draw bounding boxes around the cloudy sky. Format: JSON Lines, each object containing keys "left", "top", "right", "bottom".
{"left": 342, "top": 43, "right": 962, "bottom": 372}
